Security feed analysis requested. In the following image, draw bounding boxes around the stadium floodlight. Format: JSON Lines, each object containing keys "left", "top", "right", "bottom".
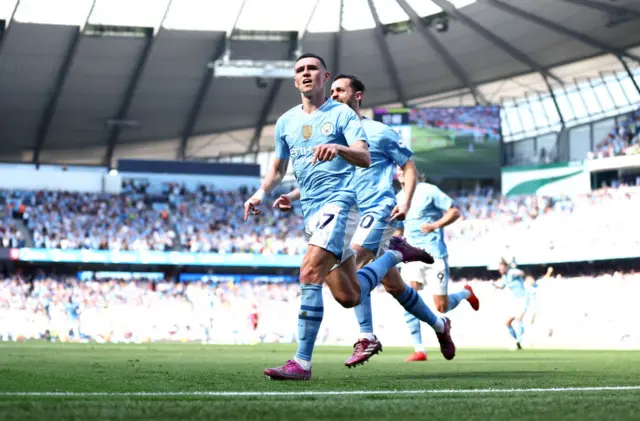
{"left": 210, "top": 58, "right": 295, "bottom": 79}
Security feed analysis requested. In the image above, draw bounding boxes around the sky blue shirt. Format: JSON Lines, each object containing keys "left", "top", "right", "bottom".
{"left": 497, "top": 269, "right": 526, "bottom": 299}
{"left": 274, "top": 99, "right": 367, "bottom": 224}
{"left": 397, "top": 183, "right": 453, "bottom": 258}
{"left": 356, "top": 118, "right": 412, "bottom": 216}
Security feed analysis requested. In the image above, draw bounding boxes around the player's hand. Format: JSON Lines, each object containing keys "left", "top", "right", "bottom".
{"left": 420, "top": 223, "right": 437, "bottom": 234}
{"left": 273, "top": 195, "right": 293, "bottom": 212}
{"left": 390, "top": 202, "right": 409, "bottom": 221}
{"left": 312, "top": 144, "right": 341, "bottom": 165}
{"left": 243, "top": 197, "right": 262, "bottom": 220}
{"left": 546, "top": 266, "right": 554, "bottom": 276}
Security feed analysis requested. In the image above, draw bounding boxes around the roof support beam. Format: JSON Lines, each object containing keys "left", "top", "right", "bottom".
{"left": 103, "top": 1, "right": 172, "bottom": 167}
{"left": 33, "top": 0, "right": 97, "bottom": 165}
{"left": 484, "top": 0, "right": 640, "bottom": 62}
{"left": 367, "top": 0, "right": 408, "bottom": 107}
{"left": 331, "top": 0, "right": 343, "bottom": 75}
{"left": 0, "top": 0, "right": 20, "bottom": 55}
{"left": 177, "top": 37, "right": 226, "bottom": 160}
{"left": 396, "top": 0, "right": 486, "bottom": 105}
{"left": 178, "top": 1, "right": 247, "bottom": 160}
{"left": 431, "top": 0, "right": 562, "bottom": 85}
{"left": 247, "top": 35, "right": 299, "bottom": 154}
{"left": 620, "top": 58, "right": 640, "bottom": 96}
{"left": 558, "top": 0, "right": 640, "bottom": 20}
{"left": 543, "top": 76, "right": 565, "bottom": 126}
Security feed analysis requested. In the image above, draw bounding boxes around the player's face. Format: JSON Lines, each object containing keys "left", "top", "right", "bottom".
{"left": 498, "top": 261, "right": 508, "bottom": 275}
{"left": 293, "top": 57, "right": 329, "bottom": 95}
{"left": 330, "top": 78, "right": 362, "bottom": 110}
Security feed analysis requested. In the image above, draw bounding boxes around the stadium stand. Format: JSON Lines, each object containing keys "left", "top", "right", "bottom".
{"left": 587, "top": 108, "right": 640, "bottom": 159}
{"left": 2, "top": 270, "right": 639, "bottom": 349}
{"left": 3, "top": 183, "right": 638, "bottom": 258}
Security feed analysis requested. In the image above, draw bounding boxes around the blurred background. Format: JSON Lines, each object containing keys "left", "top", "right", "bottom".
{"left": 0, "top": 0, "right": 639, "bottom": 351}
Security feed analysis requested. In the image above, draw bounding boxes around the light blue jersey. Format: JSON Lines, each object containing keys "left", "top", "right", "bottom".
{"left": 397, "top": 183, "right": 453, "bottom": 259}
{"left": 274, "top": 98, "right": 366, "bottom": 224}
{"left": 497, "top": 269, "right": 526, "bottom": 299}
{"left": 355, "top": 118, "right": 412, "bottom": 215}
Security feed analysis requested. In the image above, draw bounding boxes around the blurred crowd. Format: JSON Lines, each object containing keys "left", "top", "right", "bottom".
{"left": 588, "top": 108, "right": 640, "bottom": 159}
{"left": 1, "top": 181, "right": 639, "bottom": 258}
{"left": 2, "top": 270, "right": 639, "bottom": 349}
{"left": 446, "top": 183, "right": 640, "bottom": 258}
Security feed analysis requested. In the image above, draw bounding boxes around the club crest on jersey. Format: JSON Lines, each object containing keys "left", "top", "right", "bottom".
{"left": 321, "top": 122, "right": 334, "bottom": 136}
{"left": 302, "top": 125, "right": 313, "bottom": 140}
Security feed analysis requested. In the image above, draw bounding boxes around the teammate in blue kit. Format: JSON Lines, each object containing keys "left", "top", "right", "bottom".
{"left": 492, "top": 258, "right": 528, "bottom": 350}
{"left": 276, "top": 74, "right": 456, "bottom": 366}
{"left": 397, "top": 172, "right": 480, "bottom": 362}
{"left": 244, "top": 54, "right": 435, "bottom": 380}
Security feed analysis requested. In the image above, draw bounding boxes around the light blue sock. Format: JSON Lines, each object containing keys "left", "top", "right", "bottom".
{"left": 357, "top": 251, "right": 401, "bottom": 299}
{"left": 396, "top": 285, "right": 438, "bottom": 328}
{"left": 404, "top": 311, "right": 422, "bottom": 348}
{"left": 514, "top": 320, "right": 524, "bottom": 343}
{"left": 507, "top": 324, "right": 517, "bottom": 341}
{"left": 295, "top": 284, "right": 324, "bottom": 362}
{"left": 446, "top": 289, "right": 471, "bottom": 312}
{"left": 354, "top": 294, "right": 373, "bottom": 334}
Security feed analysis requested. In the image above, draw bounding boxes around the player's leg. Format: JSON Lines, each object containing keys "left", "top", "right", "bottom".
{"left": 429, "top": 258, "right": 479, "bottom": 313}
{"left": 342, "top": 243, "right": 380, "bottom": 367}
{"left": 512, "top": 300, "right": 527, "bottom": 349}
{"left": 343, "top": 214, "right": 393, "bottom": 366}
{"left": 398, "top": 264, "right": 455, "bottom": 360}
{"left": 505, "top": 315, "right": 520, "bottom": 349}
{"left": 264, "top": 244, "right": 338, "bottom": 381}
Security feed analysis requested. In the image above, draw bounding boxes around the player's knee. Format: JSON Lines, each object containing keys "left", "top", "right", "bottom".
{"left": 409, "top": 281, "right": 422, "bottom": 291}
{"left": 333, "top": 291, "right": 359, "bottom": 308}
{"left": 299, "top": 265, "right": 324, "bottom": 285}
{"left": 435, "top": 302, "right": 448, "bottom": 313}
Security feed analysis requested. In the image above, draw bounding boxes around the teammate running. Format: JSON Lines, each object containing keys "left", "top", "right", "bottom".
{"left": 397, "top": 169, "right": 479, "bottom": 362}
{"left": 244, "top": 54, "right": 436, "bottom": 381}
{"left": 275, "top": 74, "right": 456, "bottom": 367}
{"left": 492, "top": 258, "right": 527, "bottom": 350}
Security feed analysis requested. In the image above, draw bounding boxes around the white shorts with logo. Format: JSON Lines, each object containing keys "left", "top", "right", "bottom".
{"left": 305, "top": 202, "right": 359, "bottom": 271}
{"left": 400, "top": 256, "right": 450, "bottom": 296}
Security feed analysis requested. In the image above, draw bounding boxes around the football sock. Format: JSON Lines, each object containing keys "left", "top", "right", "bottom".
{"left": 446, "top": 289, "right": 471, "bottom": 312}
{"left": 294, "top": 284, "right": 324, "bottom": 366}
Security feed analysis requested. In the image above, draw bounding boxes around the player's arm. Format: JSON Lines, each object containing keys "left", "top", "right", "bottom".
{"left": 313, "top": 107, "right": 370, "bottom": 167}
{"left": 542, "top": 266, "right": 554, "bottom": 279}
{"left": 338, "top": 140, "right": 370, "bottom": 168}
{"left": 245, "top": 122, "right": 290, "bottom": 220}
{"left": 273, "top": 188, "right": 300, "bottom": 212}
{"left": 421, "top": 206, "right": 460, "bottom": 234}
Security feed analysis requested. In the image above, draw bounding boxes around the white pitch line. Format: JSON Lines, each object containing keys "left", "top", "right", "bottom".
{"left": 1, "top": 386, "right": 640, "bottom": 397}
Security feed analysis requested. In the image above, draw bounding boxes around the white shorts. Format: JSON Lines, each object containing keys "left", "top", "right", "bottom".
{"left": 400, "top": 257, "right": 450, "bottom": 296}
{"left": 305, "top": 202, "right": 359, "bottom": 271}
{"left": 507, "top": 296, "right": 528, "bottom": 319}
{"left": 350, "top": 213, "right": 397, "bottom": 258}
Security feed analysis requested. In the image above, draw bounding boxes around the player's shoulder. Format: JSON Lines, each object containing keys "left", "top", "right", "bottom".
{"left": 276, "top": 104, "right": 301, "bottom": 125}
{"left": 325, "top": 99, "right": 357, "bottom": 117}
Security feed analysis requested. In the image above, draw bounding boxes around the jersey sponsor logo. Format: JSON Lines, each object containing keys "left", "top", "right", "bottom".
{"left": 321, "top": 122, "right": 334, "bottom": 136}
{"left": 302, "top": 125, "right": 313, "bottom": 140}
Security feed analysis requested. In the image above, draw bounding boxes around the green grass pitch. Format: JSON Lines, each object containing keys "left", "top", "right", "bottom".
{"left": 409, "top": 126, "right": 500, "bottom": 178}
{"left": 1, "top": 343, "right": 639, "bottom": 421}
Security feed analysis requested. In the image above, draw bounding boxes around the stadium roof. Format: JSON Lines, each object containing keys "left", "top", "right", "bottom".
{"left": 0, "top": 0, "right": 639, "bottom": 165}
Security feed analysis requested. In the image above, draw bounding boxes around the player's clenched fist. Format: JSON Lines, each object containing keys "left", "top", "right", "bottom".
{"left": 312, "top": 144, "right": 341, "bottom": 165}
